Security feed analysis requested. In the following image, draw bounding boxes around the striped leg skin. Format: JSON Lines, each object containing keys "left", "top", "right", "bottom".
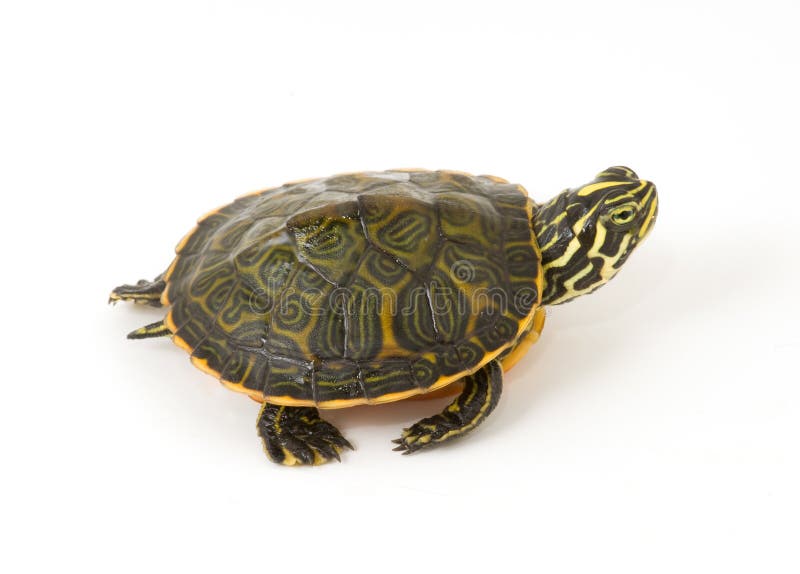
{"left": 393, "top": 360, "right": 503, "bottom": 454}
{"left": 109, "top": 274, "right": 166, "bottom": 307}
{"left": 127, "top": 320, "right": 171, "bottom": 340}
{"left": 257, "top": 404, "right": 354, "bottom": 466}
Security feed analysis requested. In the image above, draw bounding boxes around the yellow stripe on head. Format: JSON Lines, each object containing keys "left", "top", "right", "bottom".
{"left": 577, "top": 180, "right": 628, "bottom": 196}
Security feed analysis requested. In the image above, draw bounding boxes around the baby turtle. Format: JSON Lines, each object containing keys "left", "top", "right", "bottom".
{"left": 111, "top": 167, "right": 658, "bottom": 465}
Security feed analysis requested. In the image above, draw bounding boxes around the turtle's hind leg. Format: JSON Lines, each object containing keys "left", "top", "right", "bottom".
{"left": 109, "top": 274, "right": 166, "bottom": 308}
{"left": 257, "top": 404, "right": 354, "bottom": 466}
{"left": 393, "top": 360, "right": 503, "bottom": 455}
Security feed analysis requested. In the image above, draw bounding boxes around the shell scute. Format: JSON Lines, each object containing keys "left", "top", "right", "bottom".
{"left": 360, "top": 360, "right": 416, "bottom": 400}
{"left": 313, "top": 361, "right": 363, "bottom": 403}
{"left": 358, "top": 193, "right": 439, "bottom": 273}
{"left": 264, "top": 357, "right": 314, "bottom": 401}
{"left": 286, "top": 201, "right": 366, "bottom": 285}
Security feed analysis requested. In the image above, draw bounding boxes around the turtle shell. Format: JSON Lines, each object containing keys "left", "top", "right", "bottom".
{"left": 162, "top": 170, "right": 543, "bottom": 408}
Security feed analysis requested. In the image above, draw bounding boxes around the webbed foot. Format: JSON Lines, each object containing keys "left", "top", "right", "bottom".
{"left": 257, "top": 404, "right": 353, "bottom": 466}
{"left": 393, "top": 361, "right": 503, "bottom": 455}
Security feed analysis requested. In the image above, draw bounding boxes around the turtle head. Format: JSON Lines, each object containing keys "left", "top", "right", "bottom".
{"left": 533, "top": 166, "right": 658, "bottom": 306}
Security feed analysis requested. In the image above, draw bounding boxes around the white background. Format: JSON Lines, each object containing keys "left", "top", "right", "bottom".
{"left": 2, "top": 1, "right": 798, "bottom": 572}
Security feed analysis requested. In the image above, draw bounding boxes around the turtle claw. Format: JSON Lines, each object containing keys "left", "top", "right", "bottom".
{"left": 391, "top": 422, "right": 438, "bottom": 455}
{"left": 390, "top": 437, "right": 418, "bottom": 455}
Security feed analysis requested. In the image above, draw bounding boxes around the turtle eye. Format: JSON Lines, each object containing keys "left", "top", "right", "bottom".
{"left": 609, "top": 205, "right": 638, "bottom": 226}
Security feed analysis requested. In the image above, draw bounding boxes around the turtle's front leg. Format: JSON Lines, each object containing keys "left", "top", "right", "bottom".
{"left": 393, "top": 360, "right": 503, "bottom": 454}
{"left": 109, "top": 274, "right": 166, "bottom": 307}
{"left": 257, "top": 404, "right": 354, "bottom": 466}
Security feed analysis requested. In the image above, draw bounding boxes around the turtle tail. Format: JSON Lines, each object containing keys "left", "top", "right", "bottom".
{"left": 127, "top": 320, "right": 171, "bottom": 340}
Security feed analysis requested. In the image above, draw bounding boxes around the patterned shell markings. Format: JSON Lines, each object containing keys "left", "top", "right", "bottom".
{"left": 162, "top": 171, "right": 543, "bottom": 408}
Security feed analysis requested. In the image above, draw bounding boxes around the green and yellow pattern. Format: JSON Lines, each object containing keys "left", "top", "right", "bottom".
{"left": 160, "top": 171, "right": 542, "bottom": 408}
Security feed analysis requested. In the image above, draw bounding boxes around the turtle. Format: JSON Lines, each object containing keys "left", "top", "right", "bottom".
{"left": 110, "top": 166, "right": 658, "bottom": 465}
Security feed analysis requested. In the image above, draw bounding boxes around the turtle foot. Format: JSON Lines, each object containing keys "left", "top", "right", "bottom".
{"left": 109, "top": 275, "right": 166, "bottom": 307}
{"left": 257, "top": 404, "right": 353, "bottom": 466}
